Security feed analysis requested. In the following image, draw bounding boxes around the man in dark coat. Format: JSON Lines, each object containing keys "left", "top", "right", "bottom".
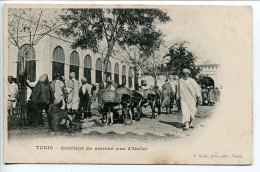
{"left": 79, "top": 77, "right": 91, "bottom": 118}
{"left": 30, "top": 74, "right": 54, "bottom": 126}
{"left": 161, "top": 80, "right": 174, "bottom": 114}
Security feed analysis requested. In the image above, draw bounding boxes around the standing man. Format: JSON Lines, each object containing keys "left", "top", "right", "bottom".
{"left": 79, "top": 77, "right": 92, "bottom": 118}
{"left": 8, "top": 76, "right": 18, "bottom": 118}
{"left": 161, "top": 80, "right": 174, "bottom": 114}
{"left": 66, "top": 72, "right": 80, "bottom": 119}
{"left": 105, "top": 77, "right": 118, "bottom": 91}
{"left": 201, "top": 85, "right": 209, "bottom": 105}
{"left": 30, "top": 74, "right": 54, "bottom": 126}
{"left": 176, "top": 68, "right": 201, "bottom": 130}
{"left": 170, "top": 75, "right": 178, "bottom": 108}
{"left": 214, "top": 87, "right": 221, "bottom": 103}
{"left": 53, "top": 74, "right": 66, "bottom": 110}
{"left": 208, "top": 86, "right": 216, "bottom": 106}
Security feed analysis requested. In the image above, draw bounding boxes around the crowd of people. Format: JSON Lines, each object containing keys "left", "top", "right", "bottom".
{"left": 201, "top": 85, "right": 221, "bottom": 106}
{"left": 7, "top": 68, "right": 221, "bottom": 133}
{"left": 7, "top": 72, "right": 124, "bottom": 133}
{"left": 153, "top": 68, "right": 221, "bottom": 130}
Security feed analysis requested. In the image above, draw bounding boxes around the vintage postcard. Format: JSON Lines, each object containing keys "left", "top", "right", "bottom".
{"left": 3, "top": 4, "right": 253, "bottom": 164}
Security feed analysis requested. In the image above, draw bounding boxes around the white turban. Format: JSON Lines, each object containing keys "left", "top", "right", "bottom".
{"left": 183, "top": 68, "right": 191, "bottom": 74}
{"left": 69, "top": 72, "right": 75, "bottom": 78}
{"left": 81, "top": 77, "right": 87, "bottom": 83}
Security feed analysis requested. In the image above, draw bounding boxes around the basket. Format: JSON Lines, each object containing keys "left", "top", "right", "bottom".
{"left": 116, "top": 87, "right": 130, "bottom": 96}
{"left": 101, "top": 90, "right": 117, "bottom": 103}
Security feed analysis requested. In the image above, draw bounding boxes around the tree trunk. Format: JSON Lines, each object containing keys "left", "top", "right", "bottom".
{"left": 103, "top": 41, "right": 114, "bottom": 82}
{"left": 154, "top": 76, "right": 157, "bottom": 87}
{"left": 134, "top": 66, "right": 139, "bottom": 90}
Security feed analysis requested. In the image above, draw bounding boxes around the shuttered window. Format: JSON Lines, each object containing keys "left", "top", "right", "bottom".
{"left": 128, "top": 67, "right": 133, "bottom": 88}
{"left": 70, "top": 51, "right": 80, "bottom": 80}
{"left": 84, "top": 55, "right": 92, "bottom": 84}
{"left": 17, "top": 44, "right": 36, "bottom": 82}
{"left": 114, "top": 63, "right": 119, "bottom": 85}
{"left": 122, "top": 65, "right": 126, "bottom": 86}
{"left": 52, "top": 46, "right": 65, "bottom": 80}
{"left": 96, "top": 58, "right": 102, "bottom": 83}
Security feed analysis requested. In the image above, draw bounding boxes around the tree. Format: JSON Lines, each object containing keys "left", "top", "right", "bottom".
{"left": 114, "top": 34, "right": 164, "bottom": 89}
{"left": 164, "top": 41, "right": 201, "bottom": 79}
{"left": 58, "top": 8, "right": 170, "bottom": 80}
{"left": 8, "top": 8, "right": 62, "bottom": 49}
{"left": 144, "top": 54, "right": 164, "bottom": 86}
{"left": 8, "top": 8, "right": 62, "bottom": 126}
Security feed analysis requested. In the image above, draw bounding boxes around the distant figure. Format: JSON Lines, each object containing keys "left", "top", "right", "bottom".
{"left": 170, "top": 77, "right": 177, "bottom": 109}
{"left": 154, "top": 86, "right": 161, "bottom": 96}
{"left": 66, "top": 72, "right": 80, "bottom": 119}
{"left": 176, "top": 68, "right": 201, "bottom": 130}
{"left": 105, "top": 77, "right": 118, "bottom": 91}
{"left": 161, "top": 80, "right": 174, "bottom": 114}
{"left": 208, "top": 86, "right": 216, "bottom": 106}
{"left": 214, "top": 87, "right": 221, "bottom": 103}
{"left": 201, "top": 85, "right": 209, "bottom": 105}
{"left": 30, "top": 74, "right": 54, "bottom": 126}
{"left": 8, "top": 76, "right": 18, "bottom": 117}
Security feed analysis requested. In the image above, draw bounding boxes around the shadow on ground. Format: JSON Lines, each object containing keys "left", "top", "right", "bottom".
{"left": 159, "top": 120, "right": 183, "bottom": 128}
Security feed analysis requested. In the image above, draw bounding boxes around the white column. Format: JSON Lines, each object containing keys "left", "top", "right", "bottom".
{"left": 91, "top": 69, "right": 95, "bottom": 84}
{"left": 64, "top": 64, "right": 70, "bottom": 81}
{"left": 119, "top": 74, "right": 122, "bottom": 85}
{"left": 79, "top": 66, "right": 84, "bottom": 80}
{"left": 111, "top": 72, "right": 114, "bottom": 81}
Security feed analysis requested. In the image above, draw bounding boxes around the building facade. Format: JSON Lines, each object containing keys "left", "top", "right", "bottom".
{"left": 195, "top": 59, "right": 222, "bottom": 88}
{"left": 8, "top": 34, "right": 136, "bottom": 89}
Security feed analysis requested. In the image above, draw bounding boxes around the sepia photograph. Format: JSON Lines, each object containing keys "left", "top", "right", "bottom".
{"left": 3, "top": 4, "right": 253, "bottom": 164}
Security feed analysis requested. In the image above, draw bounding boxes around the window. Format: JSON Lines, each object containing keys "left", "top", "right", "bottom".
{"left": 17, "top": 44, "right": 36, "bottom": 82}
{"left": 122, "top": 65, "right": 126, "bottom": 86}
{"left": 70, "top": 51, "right": 80, "bottom": 80}
{"left": 84, "top": 55, "right": 92, "bottom": 84}
{"left": 114, "top": 63, "right": 119, "bottom": 85}
{"left": 96, "top": 58, "right": 103, "bottom": 83}
{"left": 128, "top": 67, "right": 133, "bottom": 88}
{"left": 105, "top": 61, "right": 112, "bottom": 80}
{"left": 52, "top": 46, "right": 65, "bottom": 80}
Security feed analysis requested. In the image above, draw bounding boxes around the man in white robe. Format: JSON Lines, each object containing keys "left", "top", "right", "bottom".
{"left": 54, "top": 75, "right": 66, "bottom": 110}
{"left": 176, "top": 68, "right": 201, "bottom": 130}
{"left": 66, "top": 72, "right": 80, "bottom": 112}
{"left": 8, "top": 76, "right": 18, "bottom": 116}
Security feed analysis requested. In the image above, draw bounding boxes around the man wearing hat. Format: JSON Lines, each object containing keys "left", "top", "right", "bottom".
{"left": 161, "top": 79, "right": 174, "bottom": 114}
{"left": 176, "top": 68, "right": 201, "bottom": 130}
{"left": 8, "top": 75, "right": 18, "bottom": 117}
{"left": 66, "top": 72, "right": 80, "bottom": 119}
{"left": 79, "top": 77, "right": 93, "bottom": 118}
{"left": 52, "top": 73, "right": 66, "bottom": 110}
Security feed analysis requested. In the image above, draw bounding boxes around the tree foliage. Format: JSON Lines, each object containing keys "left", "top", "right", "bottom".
{"left": 164, "top": 41, "right": 201, "bottom": 78}
{"left": 58, "top": 8, "right": 171, "bottom": 76}
{"left": 8, "top": 8, "right": 62, "bottom": 48}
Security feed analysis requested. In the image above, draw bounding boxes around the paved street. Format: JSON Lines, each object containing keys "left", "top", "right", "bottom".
{"left": 8, "top": 105, "right": 217, "bottom": 142}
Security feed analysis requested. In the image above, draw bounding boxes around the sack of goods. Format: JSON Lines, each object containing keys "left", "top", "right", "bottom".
{"left": 101, "top": 90, "right": 117, "bottom": 103}
{"left": 115, "top": 87, "right": 130, "bottom": 96}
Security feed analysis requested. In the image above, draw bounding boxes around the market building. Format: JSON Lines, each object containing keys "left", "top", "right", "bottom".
{"left": 195, "top": 59, "right": 222, "bottom": 88}
{"left": 8, "top": 34, "right": 138, "bottom": 89}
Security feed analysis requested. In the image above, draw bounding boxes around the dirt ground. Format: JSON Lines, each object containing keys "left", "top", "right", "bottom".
{"left": 8, "top": 105, "right": 216, "bottom": 142}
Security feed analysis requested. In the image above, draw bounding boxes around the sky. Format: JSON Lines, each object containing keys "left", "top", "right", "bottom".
{"left": 156, "top": 6, "right": 249, "bottom": 62}
{"left": 12, "top": 7, "right": 249, "bottom": 64}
